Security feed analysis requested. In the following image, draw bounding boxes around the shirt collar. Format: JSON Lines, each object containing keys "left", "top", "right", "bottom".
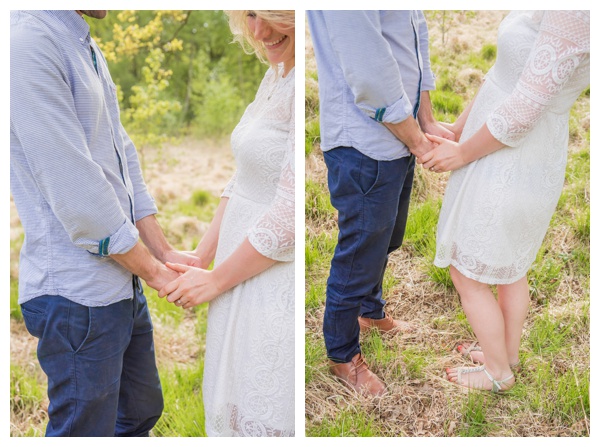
{"left": 46, "top": 10, "right": 91, "bottom": 45}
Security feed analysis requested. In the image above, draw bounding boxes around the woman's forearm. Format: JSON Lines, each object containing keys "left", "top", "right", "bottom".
{"left": 460, "top": 123, "right": 505, "bottom": 163}
{"left": 194, "top": 197, "right": 229, "bottom": 266}
{"left": 212, "top": 238, "right": 277, "bottom": 293}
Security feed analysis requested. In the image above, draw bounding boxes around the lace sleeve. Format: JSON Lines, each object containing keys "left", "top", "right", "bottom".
{"left": 247, "top": 101, "right": 295, "bottom": 262}
{"left": 487, "top": 10, "right": 590, "bottom": 147}
{"left": 221, "top": 171, "right": 238, "bottom": 198}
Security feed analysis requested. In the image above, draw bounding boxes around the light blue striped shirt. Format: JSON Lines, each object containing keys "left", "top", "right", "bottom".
{"left": 10, "top": 10, "right": 157, "bottom": 306}
{"left": 307, "top": 10, "right": 436, "bottom": 161}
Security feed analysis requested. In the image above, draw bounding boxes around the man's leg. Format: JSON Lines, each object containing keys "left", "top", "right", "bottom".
{"left": 115, "top": 286, "right": 163, "bottom": 436}
{"left": 21, "top": 295, "right": 135, "bottom": 436}
{"left": 323, "top": 147, "right": 411, "bottom": 363}
{"left": 360, "top": 155, "right": 415, "bottom": 318}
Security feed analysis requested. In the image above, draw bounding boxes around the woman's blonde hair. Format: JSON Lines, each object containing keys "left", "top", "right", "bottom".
{"left": 224, "top": 10, "right": 295, "bottom": 66}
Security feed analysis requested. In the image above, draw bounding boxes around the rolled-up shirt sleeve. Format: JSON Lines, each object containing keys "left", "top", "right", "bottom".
{"left": 10, "top": 24, "right": 138, "bottom": 255}
{"left": 417, "top": 11, "right": 436, "bottom": 91}
{"left": 120, "top": 123, "right": 158, "bottom": 221}
{"left": 320, "top": 10, "right": 414, "bottom": 125}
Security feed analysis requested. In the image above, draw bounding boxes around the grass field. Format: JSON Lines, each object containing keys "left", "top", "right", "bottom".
{"left": 9, "top": 138, "right": 234, "bottom": 436}
{"left": 305, "top": 11, "right": 590, "bottom": 437}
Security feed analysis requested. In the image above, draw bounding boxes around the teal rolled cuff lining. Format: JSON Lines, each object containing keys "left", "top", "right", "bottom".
{"left": 99, "top": 237, "right": 110, "bottom": 256}
{"left": 374, "top": 107, "right": 386, "bottom": 122}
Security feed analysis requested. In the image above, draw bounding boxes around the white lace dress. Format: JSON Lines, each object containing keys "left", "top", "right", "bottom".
{"left": 202, "top": 66, "right": 295, "bottom": 436}
{"left": 434, "top": 11, "right": 589, "bottom": 284}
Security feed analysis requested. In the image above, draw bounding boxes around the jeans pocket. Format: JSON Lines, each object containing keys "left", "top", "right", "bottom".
{"left": 66, "top": 301, "right": 93, "bottom": 353}
{"left": 358, "top": 155, "right": 380, "bottom": 196}
{"left": 21, "top": 298, "right": 49, "bottom": 339}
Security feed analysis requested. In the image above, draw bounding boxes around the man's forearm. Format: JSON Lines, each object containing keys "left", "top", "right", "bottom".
{"left": 136, "top": 214, "right": 172, "bottom": 262}
{"left": 383, "top": 116, "right": 432, "bottom": 158}
{"left": 416, "top": 91, "right": 436, "bottom": 127}
{"left": 110, "top": 241, "right": 175, "bottom": 291}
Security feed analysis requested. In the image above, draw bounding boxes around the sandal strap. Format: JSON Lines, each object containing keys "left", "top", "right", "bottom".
{"left": 461, "top": 341, "right": 482, "bottom": 355}
{"left": 456, "top": 365, "right": 485, "bottom": 384}
{"left": 482, "top": 367, "right": 514, "bottom": 393}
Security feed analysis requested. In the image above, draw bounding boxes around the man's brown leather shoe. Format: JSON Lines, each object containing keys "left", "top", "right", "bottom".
{"left": 330, "top": 353, "right": 386, "bottom": 396}
{"left": 358, "top": 313, "right": 412, "bottom": 334}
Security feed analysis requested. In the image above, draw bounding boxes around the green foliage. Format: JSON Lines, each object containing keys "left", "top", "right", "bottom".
{"left": 88, "top": 10, "right": 265, "bottom": 144}
{"left": 191, "top": 190, "right": 212, "bottom": 207}
{"left": 431, "top": 89, "right": 463, "bottom": 116}
{"left": 481, "top": 43, "right": 497, "bottom": 61}
{"left": 425, "top": 10, "right": 476, "bottom": 46}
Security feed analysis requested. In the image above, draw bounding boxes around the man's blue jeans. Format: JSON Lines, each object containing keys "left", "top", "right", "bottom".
{"left": 323, "top": 147, "right": 415, "bottom": 363}
{"left": 20, "top": 286, "right": 163, "bottom": 436}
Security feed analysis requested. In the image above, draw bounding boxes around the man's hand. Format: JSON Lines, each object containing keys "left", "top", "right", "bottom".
{"left": 383, "top": 117, "right": 436, "bottom": 158}
{"left": 144, "top": 263, "right": 180, "bottom": 292}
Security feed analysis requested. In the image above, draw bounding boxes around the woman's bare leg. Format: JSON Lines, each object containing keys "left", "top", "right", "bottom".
{"left": 445, "top": 266, "right": 514, "bottom": 390}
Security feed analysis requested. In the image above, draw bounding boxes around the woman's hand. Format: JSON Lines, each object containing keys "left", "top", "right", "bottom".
{"left": 418, "top": 133, "right": 468, "bottom": 173}
{"left": 158, "top": 262, "right": 223, "bottom": 309}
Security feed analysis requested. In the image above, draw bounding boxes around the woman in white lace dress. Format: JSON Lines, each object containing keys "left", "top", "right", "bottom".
{"left": 159, "top": 10, "right": 295, "bottom": 435}
{"left": 419, "top": 11, "right": 589, "bottom": 392}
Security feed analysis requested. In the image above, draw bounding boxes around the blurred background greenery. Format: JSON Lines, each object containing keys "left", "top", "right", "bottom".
{"left": 89, "top": 10, "right": 265, "bottom": 150}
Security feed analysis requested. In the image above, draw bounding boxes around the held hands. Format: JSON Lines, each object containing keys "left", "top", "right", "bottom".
{"left": 407, "top": 121, "right": 455, "bottom": 159}
{"left": 158, "top": 262, "right": 222, "bottom": 309}
{"left": 417, "top": 133, "right": 468, "bottom": 173}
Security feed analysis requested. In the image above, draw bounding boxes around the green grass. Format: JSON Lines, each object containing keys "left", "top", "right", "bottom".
{"left": 305, "top": 178, "right": 335, "bottom": 223}
{"left": 306, "top": 410, "right": 381, "bottom": 437}
{"left": 153, "top": 361, "right": 207, "bottom": 437}
{"left": 458, "top": 393, "right": 494, "bottom": 436}
{"left": 305, "top": 119, "right": 320, "bottom": 157}
{"left": 11, "top": 278, "right": 22, "bottom": 321}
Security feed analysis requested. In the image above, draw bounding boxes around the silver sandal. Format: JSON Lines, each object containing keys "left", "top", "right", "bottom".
{"left": 457, "top": 342, "right": 522, "bottom": 373}
{"left": 453, "top": 365, "right": 514, "bottom": 393}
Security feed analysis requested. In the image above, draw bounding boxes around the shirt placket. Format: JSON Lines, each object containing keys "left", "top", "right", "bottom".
{"left": 410, "top": 11, "right": 423, "bottom": 118}
{"left": 88, "top": 38, "right": 142, "bottom": 293}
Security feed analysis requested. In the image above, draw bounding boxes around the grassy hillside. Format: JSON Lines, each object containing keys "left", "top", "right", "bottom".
{"left": 305, "top": 11, "right": 590, "bottom": 437}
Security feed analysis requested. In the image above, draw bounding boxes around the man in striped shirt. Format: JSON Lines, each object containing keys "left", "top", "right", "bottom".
{"left": 11, "top": 10, "right": 200, "bottom": 436}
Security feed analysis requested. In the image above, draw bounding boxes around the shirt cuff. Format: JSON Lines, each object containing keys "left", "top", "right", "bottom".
{"left": 85, "top": 220, "right": 139, "bottom": 257}
{"left": 421, "top": 70, "right": 436, "bottom": 91}
{"left": 366, "top": 93, "right": 414, "bottom": 125}
{"left": 134, "top": 193, "right": 158, "bottom": 222}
